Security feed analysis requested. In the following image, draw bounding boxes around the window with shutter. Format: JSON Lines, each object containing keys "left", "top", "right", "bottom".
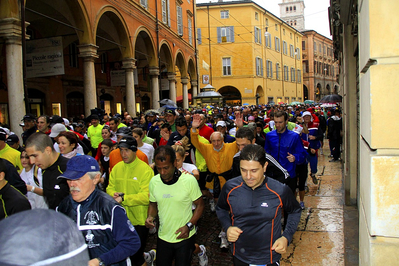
{"left": 217, "top": 26, "right": 234, "bottom": 43}
{"left": 223, "top": 58, "right": 231, "bottom": 76}
{"left": 275, "top": 37, "right": 280, "bottom": 52}
{"left": 276, "top": 63, "right": 280, "bottom": 80}
{"left": 221, "top": 10, "right": 229, "bottom": 19}
{"left": 297, "top": 69, "right": 301, "bottom": 82}
{"left": 283, "top": 41, "right": 287, "bottom": 55}
{"left": 197, "top": 28, "right": 202, "bottom": 45}
{"left": 162, "top": 0, "right": 167, "bottom": 23}
{"left": 167, "top": 0, "right": 171, "bottom": 26}
{"left": 177, "top": 5, "right": 183, "bottom": 36}
{"left": 188, "top": 17, "right": 192, "bottom": 45}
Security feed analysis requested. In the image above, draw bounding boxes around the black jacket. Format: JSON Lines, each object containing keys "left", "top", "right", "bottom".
{"left": 42, "top": 154, "right": 69, "bottom": 209}
{"left": 57, "top": 190, "right": 140, "bottom": 266}
{"left": 0, "top": 182, "right": 31, "bottom": 220}
{"left": 1, "top": 158, "right": 27, "bottom": 195}
{"left": 216, "top": 176, "right": 301, "bottom": 265}
{"left": 327, "top": 116, "right": 342, "bottom": 140}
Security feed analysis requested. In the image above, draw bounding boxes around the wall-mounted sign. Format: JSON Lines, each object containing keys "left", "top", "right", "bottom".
{"left": 26, "top": 37, "right": 65, "bottom": 78}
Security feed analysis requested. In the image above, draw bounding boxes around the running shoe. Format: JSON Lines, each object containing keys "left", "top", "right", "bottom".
{"left": 300, "top": 201, "right": 305, "bottom": 210}
{"left": 209, "top": 199, "right": 216, "bottom": 212}
{"left": 311, "top": 173, "right": 318, "bottom": 185}
{"left": 198, "top": 245, "right": 208, "bottom": 266}
{"left": 144, "top": 249, "right": 156, "bottom": 266}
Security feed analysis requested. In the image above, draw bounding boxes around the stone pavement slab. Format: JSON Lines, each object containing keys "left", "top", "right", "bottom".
{"left": 281, "top": 231, "right": 344, "bottom": 265}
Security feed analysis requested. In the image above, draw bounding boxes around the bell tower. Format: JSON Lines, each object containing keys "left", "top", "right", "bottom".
{"left": 279, "top": 0, "right": 305, "bottom": 31}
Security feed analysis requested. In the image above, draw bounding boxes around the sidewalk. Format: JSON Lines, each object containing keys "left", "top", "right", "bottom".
{"left": 281, "top": 144, "right": 345, "bottom": 265}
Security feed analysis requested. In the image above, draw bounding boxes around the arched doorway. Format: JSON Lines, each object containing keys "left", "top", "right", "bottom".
{"left": 67, "top": 91, "right": 84, "bottom": 119}
{"left": 315, "top": 83, "right": 322, "bottom": 101}
{"left": 100, "top": 93, "right": 113, "bottom": 115}
{"left": 303, "top": 85, "right": 309, "bottom": 100}
{"left": 134, "top": 28, "right": 157, "bottom": 108}
{"left": 334, "top": 85, "right": 339, "bottom": 94}
{"left": 159, "top": 42, "right": 174, "bottom": 101}
{"left": 255, "top": 86, "right": 264, "bottom": 105}
{"left": 27, "top": 89, "right": 45, "bottom": 117}
{"left": 326, "top": 84, "right": 331, "bottom": 95}
{"left": 218, "top": 86, "right": 241, "bottom": 106}
{"left": 142, "top": 94, "right": 150, "bottom": 111}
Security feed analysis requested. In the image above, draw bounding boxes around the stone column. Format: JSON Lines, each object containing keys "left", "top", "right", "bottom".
{"left": 122, "top": 58, "right": 136, "bottom": 116}
{"left": 0, "top": 18, "right": 26, "bottom": 139}
{"left": 149, "top": 67, "right": 160, "bottom": 109}
{"left": 168, "top": 73, "right": 176, "bottom": 103}
{"left": 181, "top": 77, "right": 189, "bottom": 110}
{"left": 191, "top": 80, "right": 198, "bottom": 106}
{"left": 78, "top": 44, "right": 99, "bottom": 117}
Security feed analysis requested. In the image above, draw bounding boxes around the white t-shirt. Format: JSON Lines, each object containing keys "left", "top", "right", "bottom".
{"left": 179, "top": 163, "right": 198, "bottom": 175}
{"left": 138, "top": 143, "right": 155, "bottom": 163}
{"left": 20, "top": 167, "right": 48, "bottom": 209}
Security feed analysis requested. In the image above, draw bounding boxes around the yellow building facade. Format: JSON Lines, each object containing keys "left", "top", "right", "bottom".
{"left": 196, "top": 1, "right": 303, "bottom": 106}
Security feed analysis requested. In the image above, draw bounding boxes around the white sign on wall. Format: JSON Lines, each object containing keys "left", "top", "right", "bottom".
{"left": 26, "top": 37, "right": 65, "bottom": 78}
{"left": 110, "top": 70, "right": 125, "bottom": 86}
{"left": 161, "top": 79, "right": 170, "bottom": 91}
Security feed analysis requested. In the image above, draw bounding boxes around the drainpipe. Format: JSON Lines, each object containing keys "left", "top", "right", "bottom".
{"left": 156, "top": 1, "right": 161, "bottom": 104}
{"left": 207, "top": 5, "right": 212, "bottom": 85}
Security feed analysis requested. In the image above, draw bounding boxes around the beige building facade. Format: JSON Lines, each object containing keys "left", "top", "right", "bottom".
{"left": 330, "top": 0, "right": 399, "bottom": 264}
{"left": 302, "top": 30, "right": 339, "bottom": 101}
{"left": 196, "top": 0, "right": 303, "bottom": 106}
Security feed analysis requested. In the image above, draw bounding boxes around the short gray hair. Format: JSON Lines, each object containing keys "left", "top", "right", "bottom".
{"left": 210, "top": 131, "right": 223, "bottom": 141}
{"left": 86, "top": 171, "right": 101, "bottom": 180}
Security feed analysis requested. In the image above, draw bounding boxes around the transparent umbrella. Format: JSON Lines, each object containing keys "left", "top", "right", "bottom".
{"left": 319, "top": 94, "right": 342, "bottom": 103}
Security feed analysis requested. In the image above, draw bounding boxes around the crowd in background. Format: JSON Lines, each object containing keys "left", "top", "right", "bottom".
{"left": 0, "top": 102, "right": 343, "bottom": 266}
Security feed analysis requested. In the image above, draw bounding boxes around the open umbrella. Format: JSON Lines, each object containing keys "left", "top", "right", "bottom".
{"left": 304, "top": 100, "right": 315, "bottom": 105}
{"left": 159, "top": 99, "right": 177, "bottom": 106}
{"left": 319, "top": 94, "right": 342, "bottom": 103}
{"left": 320, "top": 103, "right": 336, "bottom": 108}
{"left": 289, "top": 101, "right": 302, "bottom": 106}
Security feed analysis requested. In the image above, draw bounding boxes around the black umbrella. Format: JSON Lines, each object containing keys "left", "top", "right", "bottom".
{"left": 159, "top": 99, "right": 177, "bottom": 106}
{"left": 0, "top": 209, "right": 89, "bottom": 266}
{"left": 319, "top": 94, "right": 342, "bottom": 103}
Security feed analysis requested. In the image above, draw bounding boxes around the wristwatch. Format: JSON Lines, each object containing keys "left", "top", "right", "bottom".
{"left": 96, "top": 258, "right": 104, "bottom": 266}
{"left": 186, "top": 222, "right": 194, "bottom": 231}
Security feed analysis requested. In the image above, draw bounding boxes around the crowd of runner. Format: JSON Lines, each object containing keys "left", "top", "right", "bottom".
{"left": 0, "top": 103, "right": 343, "bottom": 266}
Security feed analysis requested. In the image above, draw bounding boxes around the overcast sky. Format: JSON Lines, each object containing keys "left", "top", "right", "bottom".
{"left": 196, "top": 0, "right": 332, "bottom": 38}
